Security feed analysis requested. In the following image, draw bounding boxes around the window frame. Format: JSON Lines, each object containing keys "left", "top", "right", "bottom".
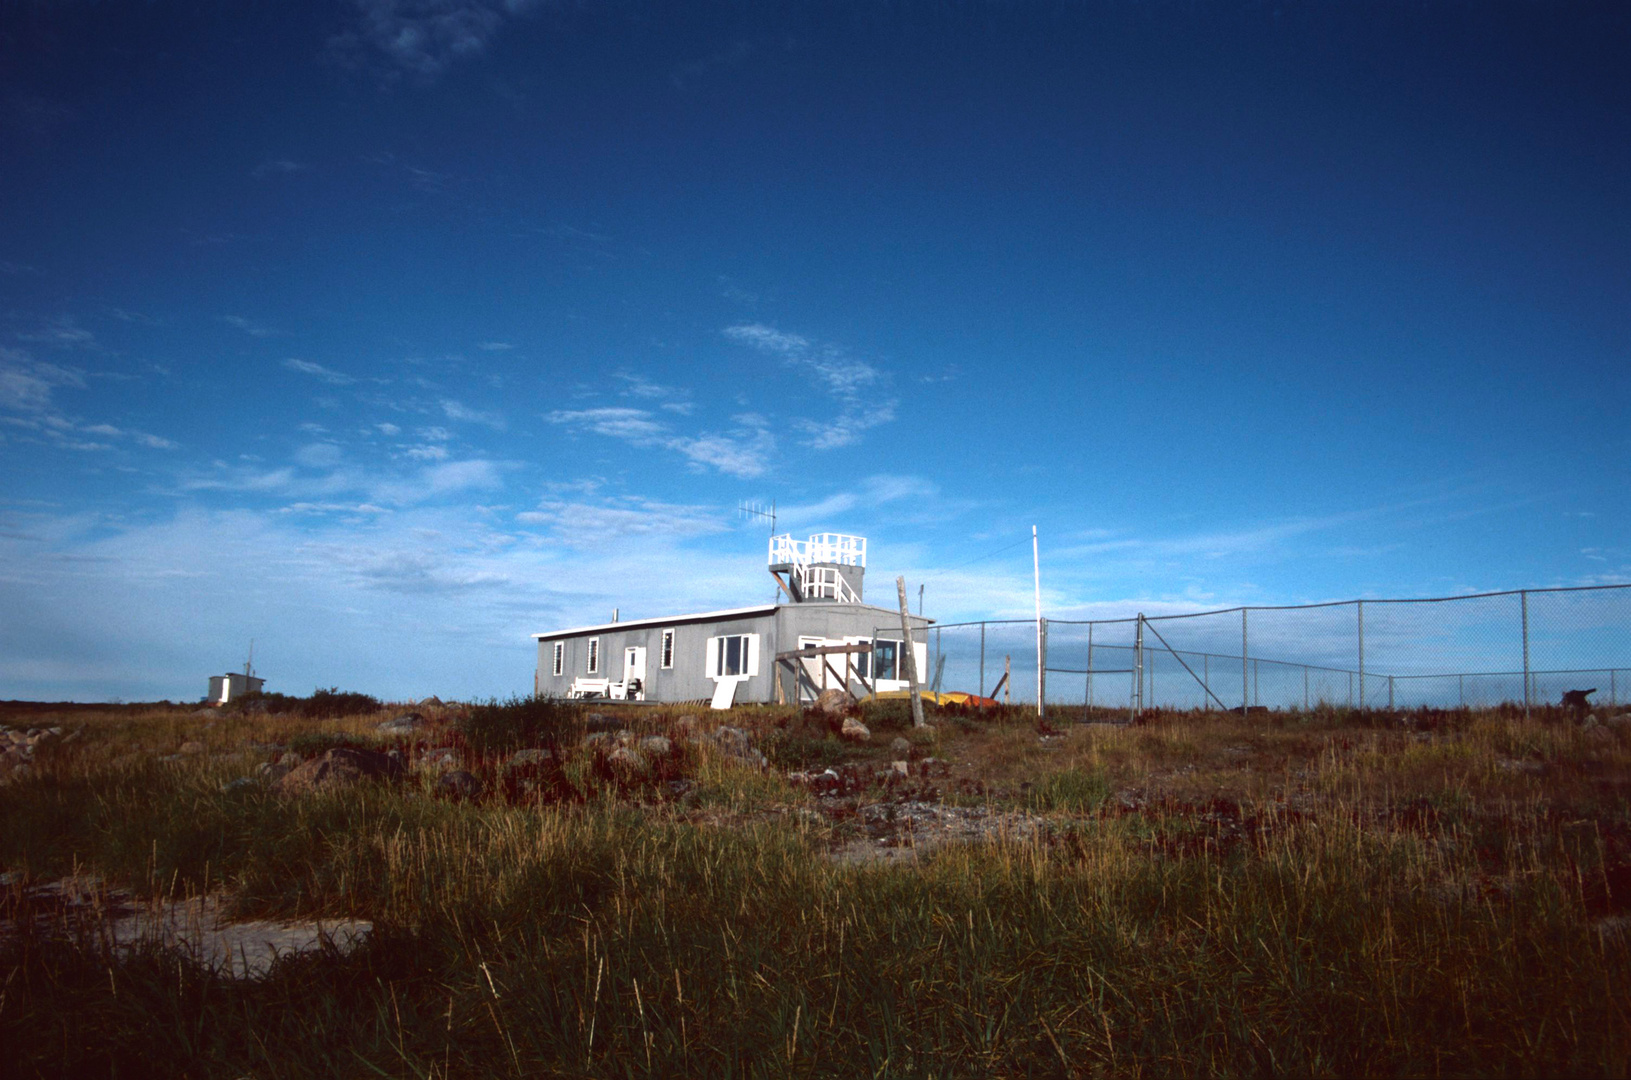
{"left": 872, "top": 639, "right": 901, "bottom": 682}
{"left": 706, "top": 632, "right": 759, "bottom": 679}
{"left": 551, "top": 641, "right": 564, "bottom": 677}
{"left": 586, "top": 636, "right": 600, "bottom": 675}
{"left": 660, "top": 628, "right": 675, "bottom": 670}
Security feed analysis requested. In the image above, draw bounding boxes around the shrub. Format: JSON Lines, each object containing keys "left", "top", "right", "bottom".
{"left": 301, "top": 688, "right": 381, "bottom": 720}
{"left": 1025, "top": 766, "right": 1111, "bottom": 813}
{"left": 458, "top": 696, "right": 579, "bottom": 757}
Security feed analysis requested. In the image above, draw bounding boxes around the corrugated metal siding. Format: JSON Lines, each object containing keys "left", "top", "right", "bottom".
{"left": 534, "top": 603, "right": 931, "bottom": 704}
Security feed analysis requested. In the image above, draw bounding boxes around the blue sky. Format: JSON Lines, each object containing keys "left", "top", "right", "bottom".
{"left": 1, "top": 1, "right": 1627, "bottom": 702}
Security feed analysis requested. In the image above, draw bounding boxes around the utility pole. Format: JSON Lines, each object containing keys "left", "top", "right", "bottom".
{"left": 896, "top": 576, "right": 925, "bottom": 728}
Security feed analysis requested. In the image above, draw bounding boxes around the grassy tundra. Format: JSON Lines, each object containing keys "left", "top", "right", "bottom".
{"left": 1, "top": 696, "right": 1629, "bottom": 1078}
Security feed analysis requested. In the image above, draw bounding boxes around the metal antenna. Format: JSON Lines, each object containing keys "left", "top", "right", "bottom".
{"left": 738, "top": 499, "right": 779, "bottom": 602}
{"left": 244, "top": 639, "right": 255, "bottom": 679}
{"left": 738, "top": 498, "right": 776, "bottom": 536}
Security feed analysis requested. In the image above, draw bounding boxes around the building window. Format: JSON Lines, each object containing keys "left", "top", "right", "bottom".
{"left": 552, "top": 641, "right": 564, "bottom": 677}
{"left": 873, "top": 640, "right": 899, "bottom": 682}
{"left": 707, "top": 633, "right": 759, "bottom": 678}
{"left": 853, "top": 640, "right": 871, "bottom": 680}
{"left": 587, "top": 637, "right": 600, "bottom": 674}
{"left": 660, "top": 629, "right": 675, "bottom": 669}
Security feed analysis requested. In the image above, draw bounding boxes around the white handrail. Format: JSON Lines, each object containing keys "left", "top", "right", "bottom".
{"left": 768, "top": 532, "right": 867, "bottom": 567}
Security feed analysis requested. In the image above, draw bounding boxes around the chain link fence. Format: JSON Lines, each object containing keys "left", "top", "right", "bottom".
{"left": 876, "top": 584, "right": 1631, "bottom": 718}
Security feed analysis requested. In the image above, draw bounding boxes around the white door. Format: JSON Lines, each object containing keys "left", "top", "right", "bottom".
{"left": 797, "top": 636, "right": 827, "bottom": 703}
{"left": 623, "top": 647, "right": 647, "bottom": 700}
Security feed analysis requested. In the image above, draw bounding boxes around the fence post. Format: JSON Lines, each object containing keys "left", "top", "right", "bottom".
{"left": 1521, "top": 590, "right": 1531, "bottom": 717}
{"left": 1241, "top": 609, "right": 1249, "bottom": 713}
{"left": 1304, "top": 667, "right": 1309, "bottom": 712}
{"left": 1134, "top": 615, "right": 1145, "bottom": 720}
{"left": 1388, "top": 674, "right": 1395, "bottom": 711}
{"left": 1038, "top": 617, "right": 1048, "bottom": 718}
{"left": 979, "top": 622, "right": 986, "bottom": 698}
{"left": 1086, "top": 622, "right": 1094, "bottom": 714}
{"left": 1357, "top": 600, "right": 1365, "bottom": 711}
{"left": 1459, "top": 673, "right": 1464, "bottom": 708}
{"left": 1253, "top": 659, "right": 1259, "bottom": 708}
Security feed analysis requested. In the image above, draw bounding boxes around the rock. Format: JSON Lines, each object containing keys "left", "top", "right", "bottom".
{"left": 890, "top": 736, "right": 912, "bottom": 757}
{"left": 277, "top": 751, "right": 302, "bottom": 767}
{"left": 178, "top": 741, "right": 206, "bottom": 755}
{"left": 377, "top": 713, "right": 423, "bottom": 734}
{"left": 814, "top": 689, "right": 848, "bottom": 717}
{"left": 256, "top": 761, "right": 291, "bottom": 782}
{"left": 584, "top": 732, "right": 613, "bottom": 748}
{"left": 221, "top": 777, "right": 259, "bottom": 793}
{"left": 585, "top": 713, "right": 618, "bottom": 733}
{"left": 607, "top": 746, "right": 647, "bottom": 773}
{"left": 275, "top": 748, "right": 404, "bottom": 796}
{"left": 417, "top": 696, "right": 444, "bottom": 708}
{"left": 438, "top": 770, "right": 483, "bottom": 799}
{"left": 1585, "top": 725, "right": 1615, "bottom": 746}
{"left": 674, "top": 716, "right": 701, "bottom": 738}
{"left": 708, "top": 726, "right": 767, "bottom": 769}
{"left": 840, "top": 717, "right": 871, "bottom": 743}
{"left": 639, "top": 735, "right": 672, "bottom": 756}
{"left": 506, "top": 748, "right": 551, "bottom": 768}
{"left": 891, "top": 760, "right": 910, "bottom": 777}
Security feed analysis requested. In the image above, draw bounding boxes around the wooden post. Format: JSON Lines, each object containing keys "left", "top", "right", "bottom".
{"left": 1004, "top": 655, "right": 1012, "bottom": 705}
{"left": 1032, "top": 525, "right": 1044, "bottom": 719}
{"left": 896, "top": 575, "right": 925, "bottom": 728}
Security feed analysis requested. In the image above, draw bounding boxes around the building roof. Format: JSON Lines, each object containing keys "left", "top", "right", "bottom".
{"left": 531, "top": 602, "right": 932, "bottom": 641}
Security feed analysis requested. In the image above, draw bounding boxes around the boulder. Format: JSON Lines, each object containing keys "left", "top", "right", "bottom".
{"left": 607, "top": 746, "right": 647, "bottom": 773}
{"left": 277, "top": 751, "right": 302, "bottom": 768}
{"left": 639, "top": 735, "right": 673, "bottom": 757}
{"left": 708, "top": 726, "right": 767, "bottom": 769}
{"left": 178, "top": 741, "right": 206, "bottom": 755}
{"left": 417, "top": 696, "right": 444, "bottom": 708}
{"left": 275, "top": 748, "right": 404, "bottom": 796}
{"left": 814, "top": 689, "right": 848, "bottom": 717}
{"left": 890, "top": 736, "right": 912, "bottom": 758}
{"left": 890, "top": 760, "right": 910, "bottom": 778}
{"left": 507, "top": 747, "right": 551, "bottom": 768}
{"left": 438, "top": 770, "right": 483, "bottom": 800}
{"left": 585, "top": 713, "right": 618, "bottom": 733}
{"left": 221, "top": 776, "right": 259, "bottom": 793}
{"left": 840, "top": 717, "right": 871, "bottom": 743}
{"left": 377, "top": 713, "right": 423, "bottom": 734}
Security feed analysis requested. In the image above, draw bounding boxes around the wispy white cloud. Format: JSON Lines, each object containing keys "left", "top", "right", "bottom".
{"left": 516, "top": 495, "right": 729, "bottom": 545}
{"left": 252, "top": 159, "right": 307, "bottom": 178}
{"left": 283, "top": 358, "right": 357, "bottom": 385}
{"left": 0, "top": 347, "right": 83, "bottom": 413}
{"left": 477, "top": 341, "right": 514, "bottom": 351}
{"left": 546, "top": 407, "right": 773, "bottom": 478}
{"left": 440, "top": 398, "right": 505, "bottom": 429}
{"left": 723, "top": 323, "right": 897, "bottom": 449}
{"left": 334, "top": 0, "right": 543, "bottom": 79}
{"left": 19, "top": 318, "right": 96, "bottom": 349}
{"left": 779, "top": 475, "right": 940, "bottom": 526}
{"left": 223, "top": 315, "right": 276, "bottom": 338}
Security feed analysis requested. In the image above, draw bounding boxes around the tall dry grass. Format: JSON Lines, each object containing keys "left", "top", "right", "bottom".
{"left": 1, "top": 701, "right": 1627, "bottom": 1077}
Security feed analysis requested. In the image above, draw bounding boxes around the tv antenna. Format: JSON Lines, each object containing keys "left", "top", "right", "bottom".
{"left": 243, "top": 638, "right": 256, "bottom": 679}
{"left": 739, "top": 499, "right": 778, "bottom": 602}
{"left": 738, "top": 498, "right": 776, "bottom": 535}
